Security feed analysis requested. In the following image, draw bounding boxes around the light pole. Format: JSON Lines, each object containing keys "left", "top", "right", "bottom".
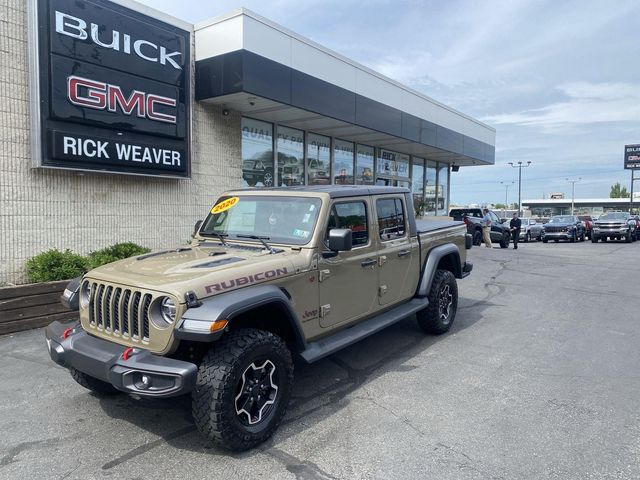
{"left": 566, "top": 177, "right": 581, "bottom": 215}
{"left": 500, "top": 181, "right": 514, "bottom": 216}
{"left": 508, "top": 161, "right": 532, "bottom": 216}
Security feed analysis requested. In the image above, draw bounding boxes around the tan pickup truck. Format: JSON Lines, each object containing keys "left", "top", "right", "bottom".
{"left": 46, "top": 186, "right": 472, "bottom": 450}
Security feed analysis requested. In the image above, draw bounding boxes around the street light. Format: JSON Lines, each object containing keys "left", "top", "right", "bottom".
{"left": 500, "top": 181, "right": 515, "bottom": 216}
{"left": 508, "top": 161, "right": 532, "bottom": 216}
{"left": 566, "top": 177, "right": 581, "bottom": 215}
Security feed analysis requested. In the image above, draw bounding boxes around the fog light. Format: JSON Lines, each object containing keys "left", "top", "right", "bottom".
{"left": 140, "top": 375, "right": 152, "bottom": 389}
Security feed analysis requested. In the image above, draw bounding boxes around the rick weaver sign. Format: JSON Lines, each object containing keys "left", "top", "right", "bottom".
{"left": 29, "top": 0, "right": 191, "bottom": 177}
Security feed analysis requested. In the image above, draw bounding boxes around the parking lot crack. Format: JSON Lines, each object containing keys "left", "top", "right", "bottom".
{"left": 0, "top": 438, "right": 60, "bottom": 468}
{"left": 265, "top": 447, "right": 340, "bottom": 480}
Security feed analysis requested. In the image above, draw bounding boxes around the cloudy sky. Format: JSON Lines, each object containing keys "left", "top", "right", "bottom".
{"left": 139, "top": 0, "right": 640, "bottom": 205}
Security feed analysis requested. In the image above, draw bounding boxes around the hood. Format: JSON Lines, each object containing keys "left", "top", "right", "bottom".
{"left": 84, "top": 242, "right": 309, "bottom": 301}
{"left": 544, "top": 222, "right": 575, "bottom": 227}
{"left": 595, "top": 220, "right": 627, "bottom": 226}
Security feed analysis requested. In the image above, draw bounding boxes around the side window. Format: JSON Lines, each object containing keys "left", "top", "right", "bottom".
{"left": 490, "top": 211, "right": 500, "bottom": 224}
{"left": 377, "top": 197, "right": 407, "bottom": 241}
{"left": 326, "top": 201, "right": 369, "bottom": 247}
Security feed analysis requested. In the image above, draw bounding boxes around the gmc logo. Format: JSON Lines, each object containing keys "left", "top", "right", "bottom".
{"left": 67, "top": 76, "right": 177, "bottom": 124}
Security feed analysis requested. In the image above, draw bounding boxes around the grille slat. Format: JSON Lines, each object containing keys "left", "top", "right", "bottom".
{"left": 88, "top": 283, "right": 151, "bottom": 344}
{"left": 113, "top": 288, "right": 122, "bottom": 333}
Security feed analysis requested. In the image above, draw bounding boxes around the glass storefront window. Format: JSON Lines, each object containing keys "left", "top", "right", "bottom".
{"left": 377, "top": 149, "right": 410, "bottom": 178}
{"left": 276, "top": 126, "right": 304, "bottom": 187}
{"left": 425, "top": 160, "right": 437, "bottom": 216}
{"left": 437, "top": 163, "right": 449, "bottom": 215}
{"left": 411, "top": 157, "right": 425, "bottom": 216}
{"left": 356, "top": 144, "right": 374, "bottom": 185}
{"left": 307, "top": 133, "right": 331, "bottom": 185}
{"left": 241, "top": 118, "right": 273, "bottom": 187}
{"left": 333, "top": 139, "right": 354, "bottom": 185}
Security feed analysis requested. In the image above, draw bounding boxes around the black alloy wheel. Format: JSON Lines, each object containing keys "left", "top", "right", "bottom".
{"left": 262, "top": 169, "right": 274, "bottom": 187}
{"left": 417, "top": 269, "right": 458, "bottom": 334}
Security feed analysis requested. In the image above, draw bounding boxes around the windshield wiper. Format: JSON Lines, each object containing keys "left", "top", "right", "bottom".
{"left": 200, "top": 232, "right": 228, "bottom": 246}
{"left": 236, "top": 234, "right": 276, "bottom": 254}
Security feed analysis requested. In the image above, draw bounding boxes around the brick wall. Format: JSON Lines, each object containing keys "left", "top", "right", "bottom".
{"left": 0, "top": 0, "right": 242, "bottom": 285}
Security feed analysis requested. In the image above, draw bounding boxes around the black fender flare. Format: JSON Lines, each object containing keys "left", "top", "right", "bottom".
{"left": 175, "top": 285, "right": 306, "bottom": 351}
{"left": 416, "top": 244, "right": 462, "bottom": 298}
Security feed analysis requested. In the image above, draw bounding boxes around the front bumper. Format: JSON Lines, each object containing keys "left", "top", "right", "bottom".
{"left": 543, "top": 231, "right": 573, "bottom": 240}
{"left": 45, "top": 321, "right": 197, "bottom": 398}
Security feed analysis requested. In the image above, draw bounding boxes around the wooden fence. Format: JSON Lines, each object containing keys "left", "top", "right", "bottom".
{"left": 0, "top": 281, "right": 78, "bottom": 335}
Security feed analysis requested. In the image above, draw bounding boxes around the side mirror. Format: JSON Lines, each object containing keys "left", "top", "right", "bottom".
{"left": 328, "top": 229, "right": 353, "bottom": 252}
{"left": 193, "top": 220, "right": 203, "bottom": 236}
{"left": 500, "top": 218, "right": 507, "bottom": 224}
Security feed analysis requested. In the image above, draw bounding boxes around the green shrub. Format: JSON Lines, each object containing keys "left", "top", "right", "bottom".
{"left": 87, "top": 242, "right": 151, "bottom": 269}
{"left": 26, "top": 249, "right": 88, "bottom": 283}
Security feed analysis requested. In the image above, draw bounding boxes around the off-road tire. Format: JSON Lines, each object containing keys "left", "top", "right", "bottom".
{"left": 473, "top": 229, "right": 482, "bottom": 246}
{"left": 192, "top": 329, "right": 293, "bottom": 451}
{"left": 500, "top": 234, "right": 509, "bottom": 248}
{"left": 69, "top": 367, "right": 120, "bottom": 395}
{"left": 417, "top": 270, "right": 458, "bottom": 335}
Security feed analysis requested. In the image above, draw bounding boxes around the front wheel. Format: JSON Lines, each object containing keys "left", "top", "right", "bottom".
{"left": 192, "top": 329, "right": 294, "bottom": 451}
{"left": 500, "top": 234, "right": 509, "bottom": 248}
{"left": 417, "top": 270, "right": 458, "bottom": 334}
{"left": 591, "top": 235, "right": 598, "bottom": 243}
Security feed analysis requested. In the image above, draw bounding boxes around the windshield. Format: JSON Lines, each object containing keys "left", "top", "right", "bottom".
{"left": 599, "top": 212, "right": 628, "bottom": 221}
{"left": 200, "top": 195, "right": 322, "bottom": 245}
{"left": 549, "top": 216, "right": 574, "bottom": 223}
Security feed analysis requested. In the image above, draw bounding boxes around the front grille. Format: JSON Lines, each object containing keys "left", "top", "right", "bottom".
{"left": 545, "top": 226, "right": 566, "bottom": 233}
{"left": 88, "top": 281, "right": 152, "bottom": 343}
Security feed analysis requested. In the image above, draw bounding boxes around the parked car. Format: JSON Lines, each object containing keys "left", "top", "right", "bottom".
{"left": 629, "top": 215, "right": 640, "bottom": 241}
{"left": 519, "top": 218, "right": 544, "bottom": 242}
{"left": 592, "top": 212, "right": 637, "bottom": 243}
{"left": 242, "top": 159, "right": 274, "bottom": 187}
{"left": 578, "top": 215, "right": 594, "bottom": 239}
{"left": 542, "top": 215, "right": 586, "bottom": 243}
{"left": 47, "top": 186, "right": 472, "bottom": 451}
{"left": 449, "top": 208, "right": 510, "bottom": 248}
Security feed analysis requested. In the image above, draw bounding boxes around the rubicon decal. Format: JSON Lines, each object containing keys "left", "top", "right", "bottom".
{"left": 205, "top": 268, "right": 289, "bottom": 293}
{"left": 67, "top": 76, "right": 177, "bottom": 124}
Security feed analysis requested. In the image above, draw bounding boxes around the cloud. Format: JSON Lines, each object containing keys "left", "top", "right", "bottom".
{"left": 483, "top": 82, "right": 640, "bottom": 128}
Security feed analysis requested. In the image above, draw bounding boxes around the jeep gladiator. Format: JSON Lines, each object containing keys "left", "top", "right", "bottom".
{"left": 46, "top": 186, "right": 472, "bottom": 450}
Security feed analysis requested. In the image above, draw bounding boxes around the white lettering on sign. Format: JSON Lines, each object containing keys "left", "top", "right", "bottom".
{"left": 63, "top": 137, "right": 110, "bottom": 158}
{"left": 115, "top": 143, "right": 181, "bottom": 166}
{"left": 54, "top": 11, "right": 182, "bottom": 70}
{"left": 67, "top": 75, "right": 177, "bottom": 124}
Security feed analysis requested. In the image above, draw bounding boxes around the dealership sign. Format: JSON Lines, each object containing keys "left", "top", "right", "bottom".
{"left": 29, "top": 0, "right": 191, "bottom": 177}
{"left": 625, "top": 144, "right": 640, "bottom": 170}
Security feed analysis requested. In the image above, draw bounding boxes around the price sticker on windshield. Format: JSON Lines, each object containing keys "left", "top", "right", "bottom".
{"left": 211, "top": 197, "right": 239, "bottom": 214}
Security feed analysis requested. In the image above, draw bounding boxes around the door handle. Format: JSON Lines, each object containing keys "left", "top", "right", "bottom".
{"left": 361, "top": 259, "right": 377, "bottom": 268}
{"left": 397, "top": 250, "right": 411, "bottom": 258}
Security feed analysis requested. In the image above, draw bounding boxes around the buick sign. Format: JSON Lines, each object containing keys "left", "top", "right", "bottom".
{"left": 625, "top": 145, "right": 640, "bottom": 170}
{"left": 29, "top": 0, "right": 191, "bottom": 177}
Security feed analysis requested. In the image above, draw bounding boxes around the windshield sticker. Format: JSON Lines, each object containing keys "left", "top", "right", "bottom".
{"left": 302, "top": 213, "right": 311, "bottom": 223}
{"left": 211, "top": 197, "right": 239, "bottom": 214}
{"left": 309, "top": 205, "right": 315, "bottom": 212}
{"left": 293, "top": 229, "right": 310, "bottom": 238}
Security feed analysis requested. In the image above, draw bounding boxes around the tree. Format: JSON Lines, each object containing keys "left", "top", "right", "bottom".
{"left": 494, "top": 203, "right": 507, "bottom": 210}
{"left": 610, "top": 182, "right": 629, "bottom": 198}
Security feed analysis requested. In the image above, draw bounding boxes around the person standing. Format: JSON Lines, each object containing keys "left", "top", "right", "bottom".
{"left": 482, "top": 208, "right": 493, "bottom": 248}
{"left": 510, "top": 212, "right": 522, "bottom": 249}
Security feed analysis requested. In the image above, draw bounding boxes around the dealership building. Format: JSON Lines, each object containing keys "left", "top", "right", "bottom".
{"left": 0, "top": 0, "right": 495, "bottom": 285}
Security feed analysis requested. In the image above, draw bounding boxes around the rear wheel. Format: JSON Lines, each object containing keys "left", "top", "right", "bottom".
{"left": 69, "top": 368, "right": 119, "bottom": 396}
{"left": 417, "top": 270, "right": 458, "bottom": 334}
{"left": 192, "top": 329, "right": 293, "bottom": 451}
{"left": 473, "top": 229, "right": 482, "bottom": 246}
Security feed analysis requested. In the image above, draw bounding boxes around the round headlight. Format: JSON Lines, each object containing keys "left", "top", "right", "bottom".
{"left": 80, "top": 281, "right": 92, "bottom": 309}
{"left": 160, "top": 297, "right": 176, "bottom": 324}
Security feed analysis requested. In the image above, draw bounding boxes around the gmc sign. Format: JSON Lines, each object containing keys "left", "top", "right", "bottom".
{"left": 29, "top": 0, "right": 191, "bottom": 177}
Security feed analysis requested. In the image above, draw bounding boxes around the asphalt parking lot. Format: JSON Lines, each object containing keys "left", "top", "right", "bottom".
{"left": 1, "top": 240, "right": 639, "bottom": 480}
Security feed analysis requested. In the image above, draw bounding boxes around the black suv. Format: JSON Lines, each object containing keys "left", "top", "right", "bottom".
{"left": 449, "top": 208, "right": 511, "bottom": 248}
{"left": 542, "top": 215, "right": 586, "bottom": 243}
{"left": 592, "top": 212, "right": 637, "bottom": 243}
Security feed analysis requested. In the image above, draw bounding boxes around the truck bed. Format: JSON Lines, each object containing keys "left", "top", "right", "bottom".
{"left": 415, "top": 219, "right": 464, "bottom": 234}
